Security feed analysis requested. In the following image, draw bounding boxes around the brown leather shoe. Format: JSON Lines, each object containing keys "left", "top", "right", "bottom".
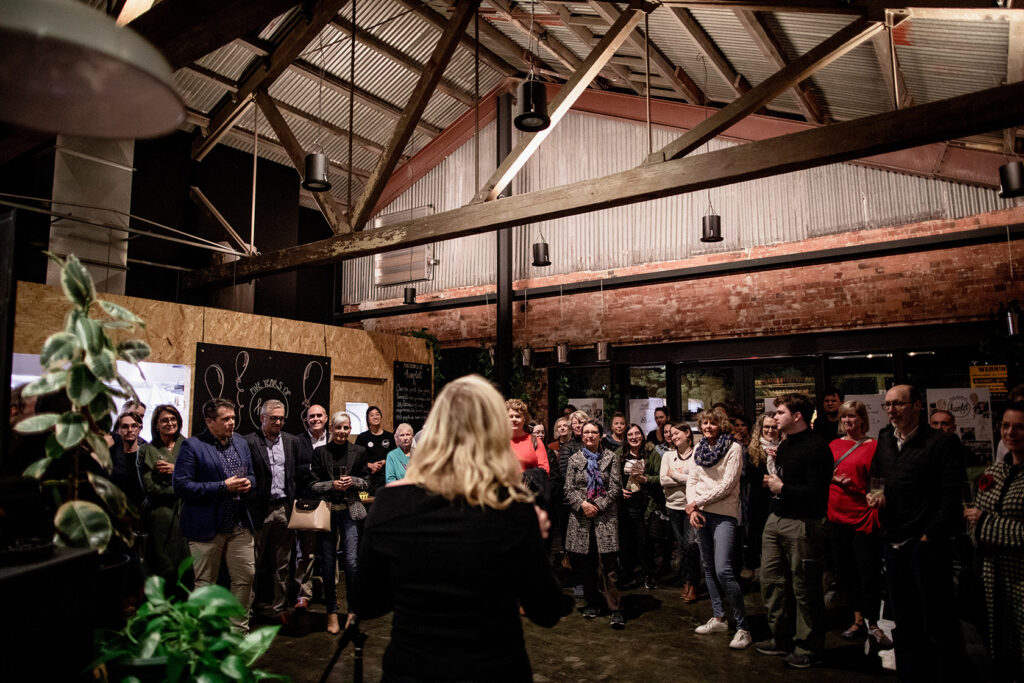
{"left": 326, "top": 613, "right": 340, "bottom": 634}
{"left": 294, "top": 597, "right": 309, "bottom": 610}
{"left": 680, "top": 583, "right": 698, "bottom": 603}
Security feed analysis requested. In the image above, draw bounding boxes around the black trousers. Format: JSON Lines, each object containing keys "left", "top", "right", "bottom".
{"left": 883, "top": 538, "right": 966, "bottom": 682}
{"left": 828, "top": 522, "right": 883, "bottom": 623}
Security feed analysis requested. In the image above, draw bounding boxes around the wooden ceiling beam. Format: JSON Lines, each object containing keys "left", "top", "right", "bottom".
{"left": 588, "top": 1, "right": 706, "bottom": 103}
{"left": 487, "top": 0, "right": 591, "bottom": 80}
{"left": 254, "top": 91, "right": 351, "bottom": 234}
{"left": 734, "top": 9, "right": 828, "bottom": 123}
{"left": 544, "top": 2, "right": 643, "bottom": 94}
{"left": 348, "top": 1, "right": 481, "bottom": 232}
{"left": 1007, "top": 18, "right": 1024, "bottom": 153}
{"left": 269, "top": 98, "right": 404, "bottom": 161}
{"left": 192, "top": 0, "right": 350, "bottom": 161}
{"left": 473, "top": 6, "right": 646, "bottom": 202}
{"left": 184, "top": 73, "right": 1024, "bottom": 289}
{"left": 649, "top": 16, "right": 883, "bottom": 163}
{"left": 331, "top": 16, "right": 476, "bottom": 107}
{"left": 872, "top": 19, "right": 913, "bottom": 111}
{"left": 666, "top": 6, "right": 751, "bottom": 97}
{"left": 658, "top": 0, "right": 1009, "bottom": 14}
{"left": 290, "top": 59, "right": 443, "bottom": 137}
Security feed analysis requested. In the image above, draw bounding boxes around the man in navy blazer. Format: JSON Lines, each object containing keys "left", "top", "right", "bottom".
{"left": 244, "top": 399, "right": 306, "bottom": 624}
{"left": 173, "top": 397, "right": 256, "bottom": 631}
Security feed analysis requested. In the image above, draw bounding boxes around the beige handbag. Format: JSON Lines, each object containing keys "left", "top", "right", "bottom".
{"left": 287, "top": 499, "right": 331, "bottom": 531}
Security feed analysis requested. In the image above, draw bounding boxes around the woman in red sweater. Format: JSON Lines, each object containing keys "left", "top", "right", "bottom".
{"left": 827, "top": 399, "right": 889, "bottom": 647}
{"left": 507, "top": 399, "right": 550, "bottom": 475}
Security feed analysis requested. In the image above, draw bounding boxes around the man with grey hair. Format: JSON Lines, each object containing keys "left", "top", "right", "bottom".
{"left": 293, "top": 403, "right": 328, "bottom": 610}
{"left": 244, "top": 399, "right": 305, "bottom": 626}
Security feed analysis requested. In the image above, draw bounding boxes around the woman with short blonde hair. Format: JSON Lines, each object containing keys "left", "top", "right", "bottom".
{"left": 353, "top": 375, "right": 568, "bottom": 681}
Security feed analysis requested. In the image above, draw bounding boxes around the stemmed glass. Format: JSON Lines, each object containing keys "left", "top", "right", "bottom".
{"left": 772, "top": 465, "right": 784, "bottom": 501}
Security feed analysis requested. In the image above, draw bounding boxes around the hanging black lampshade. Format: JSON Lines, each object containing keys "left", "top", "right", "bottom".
{"left": 595, "top": 341, "right": 610, "bottom": 363}
{"left": 302, "top": 151, "right": 331, "bottom": 192}
{"left": 556, "top": 343, "right": 569, "bottom": 365}
{"left": 999, "top": 161, "right": 1024, "bottom": 199}
{"left": 521, "top": 347, "right": 533, "bottom": 367}
{"left": 532, "top": 241, "right": 551, "bottom": 267}
{"left": 701, "top": 213, "right": 723, "bottom": 243}
{"left": 403, "top": 286, "right": 416, "bottom": 305}
{"left": 515, "top": 80, "right": 550, "bottom": 132}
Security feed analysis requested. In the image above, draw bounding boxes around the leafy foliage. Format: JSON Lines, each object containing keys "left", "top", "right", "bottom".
{"left": 13, "top": 253, "right": 151, "bottom": 551}
{"left": 93, "top": 559, "right": 287, "bottom": 682}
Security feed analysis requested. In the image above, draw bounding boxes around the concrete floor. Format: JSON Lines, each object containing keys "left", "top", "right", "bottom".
{"left": 255, "top": 581, "right": 899, "bottom": 683}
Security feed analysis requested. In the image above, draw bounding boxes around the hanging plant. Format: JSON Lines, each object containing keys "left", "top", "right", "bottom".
{"left": 14, "top": 252, "right": 151, "bottom": 552}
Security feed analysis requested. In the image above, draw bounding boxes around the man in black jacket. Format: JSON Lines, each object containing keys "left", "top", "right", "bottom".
{"left": 868, "top": 384, "right": 967, "bottom": 682}
{"left": 755, "top": 393, "right": 833, "bottom": 669}
{"left": 292, "top": 404, "right": 327, "bottom": 610}
{"left": 244, "top": 399, "right": 305, "bottom": 625}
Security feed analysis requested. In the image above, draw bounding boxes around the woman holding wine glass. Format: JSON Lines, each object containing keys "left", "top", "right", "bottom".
{"left": 139, "top": 404, "right": 189, "bottom": 585}
{"left": 311, "top": 411, "right": 368, "bottom": 634}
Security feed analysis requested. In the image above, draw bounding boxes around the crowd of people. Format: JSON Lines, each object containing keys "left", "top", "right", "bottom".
{"left": 8, "top": 378, "right": 1022, "bottom": 682}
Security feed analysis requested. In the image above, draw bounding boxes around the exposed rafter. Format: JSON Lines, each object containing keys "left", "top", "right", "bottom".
{"left": 872, "top": 18, "right": 913, "bottom": 110}
{"left": 183, "top": 79, "right": 1024, "bottom": 289}
{"left": 473, "top": 7, "right": 646, "bottom": 202}
{"left": 666, "top": 7, "right": 751, "bottom": 97}
{"left": 487, "top": 0, "right": 594, "bottom": 82}
{"left": 588, "top": 1, "right": 706, "bottom": 104}
{"left": 349, "top": 1, "right": 481, "bottom": 232}
{"left": 253, "top": 91, "right": 350, "bottom": 234}
{"left": 543, "top": 1, "right": 643, "bottom": 94}
{"left": 330, "top": 16, "right": 476, "bottom": 107}
{"left": 657, "top": 0, "right": 1009, "bottom": 14}
{"left": 648, "top": 16, "right": 883, "bottom": 163}
{"left": 734, "top": 9, "right": 828, "bottom": 123}
{"left": 1007, "top": 18, "right": 1024, "bottom": 153}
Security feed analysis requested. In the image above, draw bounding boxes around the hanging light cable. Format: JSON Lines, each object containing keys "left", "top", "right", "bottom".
{"left": 403, "top": 244, "right": 416, "bottom": 304}
{"left": 302, "top": 31, "right": 331, "bottom": 192}
{"left": 698, "top": 56, "right": 722, "bottom": 243}
{"left": 347, "top": 0, "right": 356, "bottom": 214}
{"left": 645, "top": 10, "right": 652, "bottom": 156}
{"left": 515, "top": 1, "right": 550, "bottom": 132}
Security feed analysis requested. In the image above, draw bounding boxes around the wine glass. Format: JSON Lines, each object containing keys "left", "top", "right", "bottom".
{"left": 771, "top": 465, "right": 784, "bottom": 500}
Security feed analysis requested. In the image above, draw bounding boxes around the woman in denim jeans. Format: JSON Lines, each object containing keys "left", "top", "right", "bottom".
{"left": 661, "top": 421, "right": 702, "bottom": 602}
{"left": 311, "top": 411, "right": 368, "bottom": 634}
{"left": 685, "top": 407, "right": 751, "bottom": 650}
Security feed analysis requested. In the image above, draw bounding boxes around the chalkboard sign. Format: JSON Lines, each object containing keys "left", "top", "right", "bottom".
{"left": 393, "top": 361, "right": 432, "bottom": 432}
{"left": 192, "top": 343, "right": 330, "bottom": 437}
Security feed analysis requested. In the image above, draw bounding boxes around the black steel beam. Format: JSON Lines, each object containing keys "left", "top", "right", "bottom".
{"left": 495, "top": 92, "right": 515, "bottom": 396}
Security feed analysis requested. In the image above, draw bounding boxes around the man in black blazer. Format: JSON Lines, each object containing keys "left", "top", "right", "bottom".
{"left": 245, "top": 399, "right": 305, "bottom": 625}
{"left": 292, "top": 403, "right": 328, "bottom": 609}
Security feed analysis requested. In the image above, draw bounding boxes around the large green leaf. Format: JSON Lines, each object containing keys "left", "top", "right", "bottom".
{"left": 85, "top": 431, "right": 112, "bottom": 471}
{"left": 13, "top": 412, "right": 59, "bottom": 433}
{"left": 144, "top": 575, "right": 168, "bottom": 605}
{"left": 138, "top": 631, "right": 162, "bottom": 659}
{"left": 237, "top": 626, "right": 280, "bottom": 666}
{"left": 85, "top": 347, "right": 117, "bottom": 381}
{"left": 195, "top": 673, "right": 228, "bottom": 683}
{"left": 54, "top": 500, "right": 112, "bottom": 551}
{"left": 117, "top": 339, "right": 151, "bottom": 365}
{"left": 23, "top": 456, "right": 52, "bottom": 479}
{"left": 22, "top": 370, "right": 68, "bottom": 397}
{"left": 67, "top": 362, "right": 103, "bottom": 405}
{"left": 58, "top": 253, "right": 96, "bottom": 309}
{"left": 40, "top": 331, "right": 81, "bottom": 368}
{"left": 45, "top": 432, "right": 66, "bottom": 459}
{"left": 99, "top": 299, "right": 145, "bottom": 326}
{"left": 74, "top": 315, "right": 105, "bottom": 355}
{"left": 54, "top": 412, "right": 87, "bottom": 449}
{"left": 219, "top": 654, "right": 247, "bottom": 681}
{"left": 102, "top": 320, "right": 135, "bottom": 330}
{"left": 188, "top": 585, "right": 246, "bottom": 619}
{"left": 87, "top": 472, "right": 128, "bottom": 517}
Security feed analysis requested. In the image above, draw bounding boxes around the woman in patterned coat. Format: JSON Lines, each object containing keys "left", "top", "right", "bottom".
{"left": 965, "top": 402, "right": 1024, "bottom": 682}
{"left": 564, "top": 419, "right": 623, "bottom": 628}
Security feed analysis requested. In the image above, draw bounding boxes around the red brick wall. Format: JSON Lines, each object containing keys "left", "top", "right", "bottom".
{"left": 348, "top": 206, "right": 1024, "bottom": 349}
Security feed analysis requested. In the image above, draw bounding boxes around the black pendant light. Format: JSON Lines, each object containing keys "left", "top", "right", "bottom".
{"left": 999, "top": 161, "right": 1024, "bottom": 199}
{"left": 521, "top": 347, "right": 533, "bottom": 366}
{"left": 701, "top": 213, "right": 723, "bottom": 242}
{"left": 303, "top": 32, "right": 332, "bottom": 192}
{"left": 403, "top": 286, "right": 416, "bottom": 305}
{"left": 531, "top": 231, "right": 551, "bottom": 267}
{"left": 516, "top": 80, "right": 550, "bottom": 132}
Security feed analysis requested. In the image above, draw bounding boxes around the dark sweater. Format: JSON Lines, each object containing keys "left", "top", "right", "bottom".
{"left": 352, "top": 484, "right": 570, "bottom": 682}
{"left": 769, "top": 428, "right": 832, "bottom": 520}
{"left": 870, "top": 424, "right": 966, "bottom": 544}
{"left": 812, "top": 415, "right": 841, "bottom": 443}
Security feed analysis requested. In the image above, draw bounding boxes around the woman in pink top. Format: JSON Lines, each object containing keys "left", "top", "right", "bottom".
{"left": 827, "top": 400, "right": 888, "bottom": 647}
{"left": 507, "top": 399, "right": 550, "bottom": 474}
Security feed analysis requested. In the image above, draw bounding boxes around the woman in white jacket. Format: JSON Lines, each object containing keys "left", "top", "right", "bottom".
{"left": 661, "top": 421, "right": 702, "bottom": 603}
{"left": 686, "top": 408, "right": 751, "bottom": 650}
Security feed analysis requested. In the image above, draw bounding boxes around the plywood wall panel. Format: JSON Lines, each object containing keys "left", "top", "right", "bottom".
{"left": 14, "top": 282, "right": 431, "bottom": 430}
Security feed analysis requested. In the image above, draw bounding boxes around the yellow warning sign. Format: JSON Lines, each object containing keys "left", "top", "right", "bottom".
{"left": 970, "top": 365, "right": 1007, "bottom": 398}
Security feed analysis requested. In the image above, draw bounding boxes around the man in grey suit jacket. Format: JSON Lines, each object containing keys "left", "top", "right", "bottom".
{"left": 244, "top": 399, "right": 306, "bottom": 625}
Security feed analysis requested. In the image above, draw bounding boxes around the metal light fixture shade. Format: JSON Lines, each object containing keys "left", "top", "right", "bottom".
{"left": 0, "top": 0, "right": 185, "bottom": 138}
{"left": 556, "top": 343, "right": 570, "bottom": 365}
{"left": 402, "top": 286, "right": 416, "bottom": 305}
{"left": 595, "top": 341, "right": 611, "bottom": 363}
{"left": 303, "top": 151, "right": 332, "bottom": 192}
{"left": 521, "top": 347, "right": 533, "bottom": 367}
{"left": 515, "top": 80, "right": 550, "bottom": 132}
{"left": 701, "top": 214, "right": 723, "bottom": 242}
{"left": 532, "top": 241, "right": 551, "bottom": 267}
{"left": 1005, "top": 301, "right": 1021, "bottom": 337}
{"left": 999, "top": 161, "right": 1024, "bottom": 199}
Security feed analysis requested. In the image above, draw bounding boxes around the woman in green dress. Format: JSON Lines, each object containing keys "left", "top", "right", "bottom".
{"left": 138, "top": 404, "right": 189, "bottom": 584}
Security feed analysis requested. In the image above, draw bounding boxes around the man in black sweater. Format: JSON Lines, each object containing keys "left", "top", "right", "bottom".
{"left": 868, "top": 384, "right": 966, "bottom": 682}
{"left": 755, "top": 393, "right": 833, "bottom": 669}
{"left": 812, "top": 386, "right": 844, "bottom": 443}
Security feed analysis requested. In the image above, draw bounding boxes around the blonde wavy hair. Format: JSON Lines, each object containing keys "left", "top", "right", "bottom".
{"left": 404, "top": 375, "right": 533, "bottom": 509}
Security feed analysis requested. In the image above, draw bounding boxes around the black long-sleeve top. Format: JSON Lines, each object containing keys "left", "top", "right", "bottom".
{"left": 871, "top": 424, "right": 966, "bottom": 544}
{"left": 352, "top": 484, "right": 571, "bottom": 682}
{"left": 770, "top": 428, "right": 832, "bottom": 520}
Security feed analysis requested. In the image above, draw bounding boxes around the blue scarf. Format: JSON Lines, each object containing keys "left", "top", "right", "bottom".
{"left": 694, "top": 433, "right": 734, "bottom": 468}
{"left": 583, "top": 447, "right": 606, "bottom": 500}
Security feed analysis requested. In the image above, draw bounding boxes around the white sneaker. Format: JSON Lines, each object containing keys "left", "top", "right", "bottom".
{"left": 729, "top": 629, "right": 752, "bottom": 649}
{"left": 695, "top": 617, "right": 729, "bottom": 635}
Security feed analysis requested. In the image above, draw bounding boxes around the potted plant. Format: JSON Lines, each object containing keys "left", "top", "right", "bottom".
{"left": 13, "top": 252, "right": 150, "bottom": 552}
{"left": 93, "top": 559, "right": 286, "bottom": 682}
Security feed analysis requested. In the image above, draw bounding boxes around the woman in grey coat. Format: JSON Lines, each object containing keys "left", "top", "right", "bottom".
{"left": 564, "top": 419, "right": 623, "bottom": 628}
